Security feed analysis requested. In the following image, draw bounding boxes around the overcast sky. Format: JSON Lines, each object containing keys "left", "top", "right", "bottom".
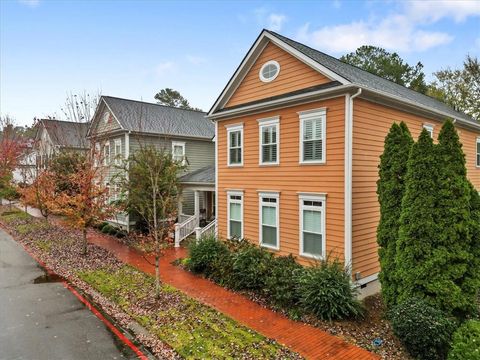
{"left": 1, "top": 0, "right": 479, "bottom": 126}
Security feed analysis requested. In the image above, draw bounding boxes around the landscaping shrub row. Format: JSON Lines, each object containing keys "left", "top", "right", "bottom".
{"left": 94, "top": 221, "right": 127, "bottom": 238}
{"left": 186, "top": 236, "right": 363, "bottom": 321}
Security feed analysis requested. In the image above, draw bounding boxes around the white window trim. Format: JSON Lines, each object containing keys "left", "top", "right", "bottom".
{"left": 258, "top": 117, "right": 280, "bottom": 166}
{"left": 259, "top": 60, "right": 280, "bottom": 83}
{"left": 114, "top": 139, "right": 122, "bottom": 165}
{"left": 226, "top": 123, "right": 244, "bottom": 167}
{"left": 94, "top": 142, "right": 100, "bottom": 167}
{"left": 299, "top": 108, "right": 327, "bottom": 165}
{"left": 227, "top": 190, "right": 244, "bottom": 239}
{"left": 258, "top": 191, "right": 280, "bottom": 250}
{"left": 476, "top": 137, "right": 480, "bottom": 168}
{"left": 423, "top": 124, "right": 434, "bottom": 138}
{"left": 103, "top": 141, "right": 110, "bottom": 166}
{"left": 299, "top": 193, "right": 326, "bottom": 259}
{"left": 172, "top": 141, "right": 186, "bottom": 165}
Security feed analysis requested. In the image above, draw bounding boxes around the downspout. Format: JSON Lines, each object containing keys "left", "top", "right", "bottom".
{"left": 214, "top": 121, "right": 219, "bottom": 237}
{"left": 345, "top": 88, "right": 362, "bottom": 273}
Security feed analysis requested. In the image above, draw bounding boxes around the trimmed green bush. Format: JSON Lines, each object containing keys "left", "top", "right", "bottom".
{"left": 376, "top": 122, "right": 413, "bottom": 308}
{"left": 448, "top": 320, "right": 480, "bottom": 360}
{"left": 187, "top": 236, "right": 229, "bottom": 276}
{"left": 390, "top": 298, "right": 456, "bottom": 360}
{"left": 396, "top": 130, "right": 440, "bottom": 307}
{"left": 101, "top": 224, "right": 113, "bottom": 234}
{"left": 296, "top": 258, "right": 363, "bottom": 320}
{"left": 264, "top": 255, "right": 303, "bottom": 309}
{"left": 230, "top": 243, "right": 273, "bottom": 291}
{"left": 108, "top": 227, "right": 118, "bottom": 236}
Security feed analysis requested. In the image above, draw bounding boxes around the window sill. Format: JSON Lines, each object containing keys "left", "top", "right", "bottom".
{"left": 299, "top": 161, "right": 326, "bottom": 166}
{"left": 227, "top": 164, "right": 244, "bottom": 168}
{"left": 260, "top": 243, "right": 280, "bottom": 251}
{"left": 259, "top": 162, "right": 279, "bottom": 167}
{"left": 300, "top": 252, "right": 324, "bottom": 260}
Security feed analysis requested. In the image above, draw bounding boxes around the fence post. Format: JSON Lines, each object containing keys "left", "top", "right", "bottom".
{"left": 195, "top": 227, "right": 202, "bottom": 242}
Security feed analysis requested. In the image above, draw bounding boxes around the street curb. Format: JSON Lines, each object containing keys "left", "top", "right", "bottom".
{"left": 10, "top": 232, "right": 154, "bottom": 360}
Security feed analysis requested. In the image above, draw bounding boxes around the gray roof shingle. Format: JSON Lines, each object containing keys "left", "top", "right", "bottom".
{"left": 266, "top": 30, "right": 477, "bottom": 125}
{"left": 40, "top": 119, "right": 89, "bottom": 148}
{"left": 179, "top": 165, "right": 215, "bottom": 184}
{"left": 103, "top": 96, "right": 214, "bottom": 139}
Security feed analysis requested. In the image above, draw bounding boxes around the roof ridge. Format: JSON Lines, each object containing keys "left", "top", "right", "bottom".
{"left": 102, "top": 95, "right": 206, "bottom": 114}
{"left": 41, "top": 118, "right": 89, "bottom": 124}
{"left": 266, "top": 30, "right": 473, "bottom": 121}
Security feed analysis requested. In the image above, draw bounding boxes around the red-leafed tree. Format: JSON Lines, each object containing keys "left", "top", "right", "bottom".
{"left": 0, "top": 116, "right": 23, "bottom": 203}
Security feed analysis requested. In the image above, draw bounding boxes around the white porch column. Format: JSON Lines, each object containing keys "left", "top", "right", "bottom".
{"left": 177, "top": 195, "right": 183, "bottom": 218}
{"left": 194, "top": 190, "right": 200, "bottom": 225}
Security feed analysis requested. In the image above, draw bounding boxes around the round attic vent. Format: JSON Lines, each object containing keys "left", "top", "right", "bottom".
{"left": 259, "top": 60, "right": 280, "bottom": 83}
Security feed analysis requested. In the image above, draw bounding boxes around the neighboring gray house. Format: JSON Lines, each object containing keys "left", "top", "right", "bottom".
{"left": 87, "top": 95, "right": 215, "bottom": 234}
{"left": 34, "top": 118, "right": 89, "bottom": 170}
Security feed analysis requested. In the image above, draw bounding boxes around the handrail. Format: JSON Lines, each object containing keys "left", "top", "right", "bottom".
{"left": 174, "top": 214, "right": 197, "bottom": 247}
{"left": 196, "top": 219, "right": 216, "bottom": 240}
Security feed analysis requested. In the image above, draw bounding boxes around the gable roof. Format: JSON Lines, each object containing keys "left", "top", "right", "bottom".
{"left": 95, "top": 96, "right": 214, "bottom": 139}
{"left": 209, "top": 30, "right": 477, "bottom": 129}
{"left": 37, "top": 119, "right": 89, "bottom": 149}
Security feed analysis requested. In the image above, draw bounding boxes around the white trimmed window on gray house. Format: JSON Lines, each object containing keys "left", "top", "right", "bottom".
{"left": 172, "top": 141, "right": 186, "bottom": 165}
{"left": 259, "top": 192, "right": 279, "bottom": 250}
{"left": 226, "top": 124, "right": 243, "bottom": 166}
{"left": 299, "top": 193, "right": 326, "bottom": 259}
{"left": 299, "top": 108, "right": 326, "bottom": 164}
{"left": 258, "top": 117, "right": 279, "bottom": 165}
{"left": 114, "top": 139, "right": 122, "bottom": 165}
{"left": 227, "top": 191, "right": 243, "bottom": 239}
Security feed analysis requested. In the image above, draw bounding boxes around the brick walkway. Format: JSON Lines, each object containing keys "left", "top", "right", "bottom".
{"left": 12, "top": 203, "right": 377, "bottom": 359}
{"left": 86, "top": 230, "right": 378, "bottom": 360}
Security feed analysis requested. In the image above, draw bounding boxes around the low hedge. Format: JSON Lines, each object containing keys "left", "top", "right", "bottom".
{"left": 389, "top": 297, "right": 457, "bottom": 360}
{"left": 448, "top": 320, "right": 480, "bottom": 360}
{"left": 187, "top": 237, "right": 363, "bottom": 321}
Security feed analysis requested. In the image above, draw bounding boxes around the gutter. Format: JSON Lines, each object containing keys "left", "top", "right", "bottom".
{"left": 344, "top": 88, "right": 362, "bottom": 272}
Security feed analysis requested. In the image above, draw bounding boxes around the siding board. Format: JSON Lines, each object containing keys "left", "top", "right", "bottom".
{"left": 352, "top": 98, "right": 480, "bottom": 279}
{"left": 218, "top": 97, "right": 346, "bottom": 265}
{"left": 225, "top": 42, "right": 332, "bottom": 108}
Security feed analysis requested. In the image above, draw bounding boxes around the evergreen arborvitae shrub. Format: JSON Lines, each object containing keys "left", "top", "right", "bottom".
{"left": 432, "top": 119, "right": 478, "bottom": 317}
{"left": 396, "top": 129, "right": 439, "bottom": 306}
{"left": 376, "top": 121, "right": 413, "bottom": 307}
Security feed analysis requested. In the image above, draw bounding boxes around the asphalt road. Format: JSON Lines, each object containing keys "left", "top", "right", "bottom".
{"left": 0, "top": 228, "right": 136, "bottom": 360}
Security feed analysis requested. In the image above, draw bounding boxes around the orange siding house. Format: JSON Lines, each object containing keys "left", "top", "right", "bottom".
{"left": 208, "top": 30, "right": 480, "bottom": 294}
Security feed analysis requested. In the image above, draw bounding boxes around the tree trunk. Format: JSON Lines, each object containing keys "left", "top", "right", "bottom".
{"left": 155, "top": 252, "right": 160, "bottom": 299}
{"left": 81, "top": 228, "right": 88, "bottom": 255}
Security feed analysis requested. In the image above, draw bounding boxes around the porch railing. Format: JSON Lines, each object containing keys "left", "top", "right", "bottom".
{"left": 174, "top": 214, "right": 198, "bottom": 247}
{"left": 195, "top": 219, "right": 216, "bottom": 240}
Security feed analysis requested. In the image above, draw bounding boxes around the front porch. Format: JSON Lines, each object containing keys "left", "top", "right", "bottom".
{"left": 175, "top": 166, "right": 216, "bottom": 247}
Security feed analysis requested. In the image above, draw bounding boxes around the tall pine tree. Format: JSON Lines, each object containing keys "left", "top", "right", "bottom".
{"left": 396, "top": 129, "right": 439, "bottom": 307}
{"left": 377, "top": 122, "right": 413, "bottom": 307}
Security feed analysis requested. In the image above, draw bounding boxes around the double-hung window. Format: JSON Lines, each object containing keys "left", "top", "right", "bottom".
{"left": 299, "top": 108, "right": 326, "bottom": 164}
{"left": 299, "top": 193, "right": 326, "bottom": 258}
{"left": 423, "top": 124, "right": 434, "bottom": 138}
{"left": 226, "top": 124, "right": 243, "bottom": 166}
{"left": 114, "top": 139, "right": 122, "bottom": 165}
{"left": 259, "top": 192, "right": 279, "bottom": 249}
{"left": 172, "top": 141, "right": 186, "bottom": 164}
{"left": 227, "top": 191, "right": 243, "bottom": 239}
{"left": 258, "top": 117, "right": 279, "bottom": 165}
{"left": 103, "top": 141, "right": 110, "bottom": 166}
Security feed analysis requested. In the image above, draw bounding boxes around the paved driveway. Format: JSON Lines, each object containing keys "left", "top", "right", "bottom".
{"left": 0, "top": 229, "right": 136, "bottom": 360}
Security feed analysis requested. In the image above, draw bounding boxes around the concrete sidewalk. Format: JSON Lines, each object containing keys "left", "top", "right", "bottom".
{"left": 0, "top": 228, "right": 135, "bottom": 360}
